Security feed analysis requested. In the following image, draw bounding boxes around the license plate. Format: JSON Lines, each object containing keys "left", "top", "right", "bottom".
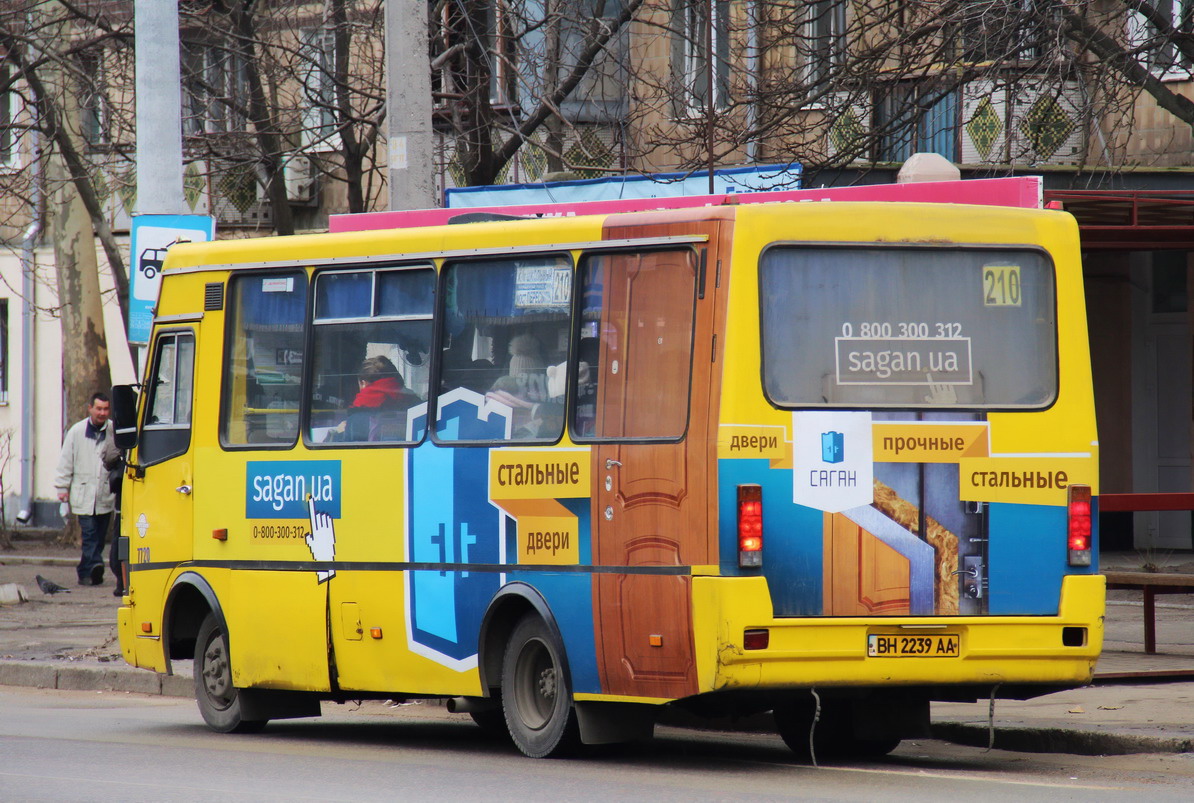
{"left": 867, "top": 633, "right": 959, "bottom": 657}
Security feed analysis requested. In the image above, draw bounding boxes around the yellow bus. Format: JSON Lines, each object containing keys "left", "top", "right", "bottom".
{"left": 112, "top": 201, "right": 1103, "bottom": 758}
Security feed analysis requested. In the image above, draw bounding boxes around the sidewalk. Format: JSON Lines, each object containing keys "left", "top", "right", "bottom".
{"left": 2, "top": 538, "right": 1192, "bottom": 755}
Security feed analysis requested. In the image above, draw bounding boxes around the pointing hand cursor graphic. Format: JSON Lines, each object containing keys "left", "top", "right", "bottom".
{"left": 305, "top": 495, "right": 336, "bottom": 583}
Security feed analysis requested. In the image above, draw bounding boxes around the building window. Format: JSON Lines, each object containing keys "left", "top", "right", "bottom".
{"left": 672, "top": 0, "right": 730, "bottom": 114}
{"left": 301, "top": 27, "right": 338, "bottom": 147}
{"left": 77, "top": 50, "right": 110, "bottom": 147}
{"left": 491, "top": 0, "right": 518, "bottom": 108}
{"left": 182, "top": 39, "right": 248, "bottom": 135}
{"left": 960, "top": 0, "right": 1058, "bottom": 63}
{"left": 1, "top": 65, "right": 15, "bottom": 166}
{"left": 805, "top": 0, "right": 846, "bottom": 90}
{"left": 874, "top": 84, "right": 959, "bottom": 163}
{"left": 0, "top": 299, "right": 8, "bottom": 404}
{"left": 1129, "top": 0, "right": 1194, "bottom": 78}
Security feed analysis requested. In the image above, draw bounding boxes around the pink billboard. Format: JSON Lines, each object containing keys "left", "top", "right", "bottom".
{"left": 329, "top": 176, "right": 1043, "bottom": 234}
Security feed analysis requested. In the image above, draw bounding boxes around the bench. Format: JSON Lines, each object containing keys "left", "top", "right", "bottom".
{"left": 1103, "top": 571, "right": 1194, "bottom": 654}
{"left": 1098, "top": 493, "right": 1194, "bottom": 654}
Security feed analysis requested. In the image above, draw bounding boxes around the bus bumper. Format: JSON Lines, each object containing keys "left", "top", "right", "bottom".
{"left": 117, "top": 601, "right": 168, "bottom": 674}
{"left": 692, "top": 574, "right": 1105, "bottom": 694}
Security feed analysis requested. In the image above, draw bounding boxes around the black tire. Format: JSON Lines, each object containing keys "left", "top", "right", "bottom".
{"left": 843, "top": 736, "right": 901, "bottom": 759}
{"left": 774, "top": 699, "right": 900, "bottom": 761}
{"left": 469, "top": 707, "right": 508, "bottom": 737}
{"left": 194, "top": 613, "right": 267, "bottom": 734}
{"left": 501, "top": 614, "right": 580, "bottom": 758}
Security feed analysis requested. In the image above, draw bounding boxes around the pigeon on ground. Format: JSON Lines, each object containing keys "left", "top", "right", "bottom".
{"left": 35, "top": 575, "right": 69, "bottom": 595}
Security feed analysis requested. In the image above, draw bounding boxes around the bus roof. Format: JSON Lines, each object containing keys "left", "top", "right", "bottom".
{"left": 329, "top": 177, "right": 1043, "bottom": 233}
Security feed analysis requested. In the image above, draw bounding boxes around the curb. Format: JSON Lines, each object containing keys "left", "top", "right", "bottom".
{"left": 930, "top": 721, "right": 1194, "bottom": 756}
{"left": 0, "top": 660, "right": 192, "bottom": 698}
{"left": 0, "top": 555, "right": 76, "bottom": 567}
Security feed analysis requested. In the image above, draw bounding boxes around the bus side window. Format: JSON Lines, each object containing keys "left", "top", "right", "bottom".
{"left": 308, "top": 266, "right": 434, "bottom": 445}
{"left": 438, "top": 256, "right": 572, "bottom": 442}
{"left": 221, "top": 272, "right": 307, "bottom": 447}
{"left": 573, "top": 250, "right": 697, "bottom": 440}
{"left": 139, "top": 331, "right": 195, "bottom": 466}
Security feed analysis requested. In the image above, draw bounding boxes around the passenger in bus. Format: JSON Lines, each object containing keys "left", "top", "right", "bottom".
{"left": 334, "top": 356, "right": 418, "bottom": 441}
{"left": 485, "top": 374, "right": 564, "bottom": 440}
{"left": 574, "top": 338, "right": 600, "bottom": 436}
{"left": 516, "top": 400, "right": 564, "bottom": 440}
{"left": 507, "top": 333, "right": 545, "bottom": 379}
{"left": 486, "top": 374, "right": 536, "bottom": 416}
{"left": 505, "top": 333, "right": 552, "bottom": 403}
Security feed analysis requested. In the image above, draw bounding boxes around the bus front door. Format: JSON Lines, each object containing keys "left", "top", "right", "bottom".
{"left": 128, "top": 329, "right": 197, "bottom": 670}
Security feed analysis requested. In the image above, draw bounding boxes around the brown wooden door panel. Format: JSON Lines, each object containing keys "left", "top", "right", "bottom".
{"left": 823, "top": 512, "right": 912, "bottom": 616}
{"left": 612, "top": 443, "right": 689, "bottom": 519}
{"left": 590, "top": 219, "right": 723, "bottom": 698}
{"left": 596, "top": 535, "right": 693, "bottom": 698}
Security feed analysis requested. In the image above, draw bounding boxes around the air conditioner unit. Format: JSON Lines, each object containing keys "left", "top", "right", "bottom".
{"left": 256, "top": 155, "right": 318, "bottom": 205}
{"left": 284, "top": 155, "right": 317, "bottom": 204}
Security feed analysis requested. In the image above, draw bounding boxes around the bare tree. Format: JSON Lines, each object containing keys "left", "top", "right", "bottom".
{"left": 1, "top": 2, "right": 125, "bottom": 411}
{"left": 430, "top": 0, "right": 648, "bottom": 188}
{"left": 617, "top": 1, "right": 1194, "bottom": 185}
{"left": 0, "top": 1, "right": 133, "bottom": 323}
{"left": 178, "top": 0, "right": 389, "bottom": 230}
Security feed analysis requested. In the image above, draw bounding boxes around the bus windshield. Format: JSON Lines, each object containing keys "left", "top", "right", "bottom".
{"left": 760, "top": 246, "right": 1057, "bottom": 409}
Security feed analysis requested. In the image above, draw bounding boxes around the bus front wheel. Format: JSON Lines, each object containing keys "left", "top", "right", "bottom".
{"left": 194, "top": 613, "right": 267, "bottom": 734}
{"left": 501, "top": 614, "right": 580, "bottom": 758}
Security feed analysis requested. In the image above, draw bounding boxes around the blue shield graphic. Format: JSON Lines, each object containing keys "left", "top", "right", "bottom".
{"left": 406, "top": 390, "right": 507, "bottom": 665}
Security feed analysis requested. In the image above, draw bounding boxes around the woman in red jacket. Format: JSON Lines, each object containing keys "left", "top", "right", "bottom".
{"left": 337, "top": 356, "right": 416, "bottom": 441}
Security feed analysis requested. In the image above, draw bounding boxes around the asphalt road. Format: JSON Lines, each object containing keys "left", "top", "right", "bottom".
{"left": 2, "top": 687, "right": 1193, "bottom": 801}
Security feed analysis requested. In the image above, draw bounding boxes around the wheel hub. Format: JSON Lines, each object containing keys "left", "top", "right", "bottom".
{"left": 202, "top": 640, "right": 232, "bottom": 705}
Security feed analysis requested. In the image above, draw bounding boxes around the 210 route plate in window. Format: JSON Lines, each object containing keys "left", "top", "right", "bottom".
{"left": 867, "top": 633, "right": 959, "bottom": 657}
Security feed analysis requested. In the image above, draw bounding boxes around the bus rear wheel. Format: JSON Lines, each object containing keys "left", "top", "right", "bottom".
{"left": 194, "top": 613, "right": 267, "bottom": 734}
{"left": 501, "top": 614, "right": 580, "bottom": 758}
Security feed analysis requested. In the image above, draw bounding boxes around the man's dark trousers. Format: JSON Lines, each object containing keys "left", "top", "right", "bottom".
{"left": 77, "top": 512, "right": 113, "bottom": 584}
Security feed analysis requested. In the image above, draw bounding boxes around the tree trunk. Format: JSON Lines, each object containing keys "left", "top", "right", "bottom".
{"left": 50, "top": 156, "right": 111, "bottom": 547}
{"left": 331, "top": 0, "right": 366, "bottom": 213}
{"left": 52, "top": 176, "right": 112, "bottom": 413}
{"left": 461, "top": 0, "right": 496, "bottom": 186}
{"left": 39, "top": 5, "right": 112, "bottom": 545}
{"left": 229, "top": 3, "right": 296, "bottom": 235}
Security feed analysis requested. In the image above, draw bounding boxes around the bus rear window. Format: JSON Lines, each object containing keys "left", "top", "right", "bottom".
{"left": 760, "top": 246, "right": 1057, "bottom": 409}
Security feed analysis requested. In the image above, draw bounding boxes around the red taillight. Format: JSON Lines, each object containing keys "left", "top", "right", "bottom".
{"left": 1067, "top": 484, "right": 1092, "bottom": 566}
{"left": 738, "top": 484, "right": 763, "bottom": 567}
{"left": 743, "top": 629, "right": 769, "bottom": 650}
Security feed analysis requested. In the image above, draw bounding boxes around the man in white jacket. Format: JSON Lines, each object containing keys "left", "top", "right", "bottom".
{"left": 54, "top": 392, "right": 116, "bottom": 585}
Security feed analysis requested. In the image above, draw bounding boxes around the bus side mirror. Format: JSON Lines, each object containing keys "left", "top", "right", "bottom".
{"left": 111, "top": 384, "right": 140, "bottom": 451}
